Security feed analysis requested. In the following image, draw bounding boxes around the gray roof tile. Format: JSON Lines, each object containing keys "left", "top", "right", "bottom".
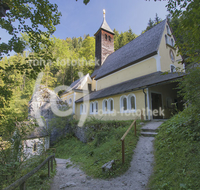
{"left": 76, "top": 71, "right": 184, "bottom": 103}
{"left": 95, "top": 19, "right": 167, "bottom": 80}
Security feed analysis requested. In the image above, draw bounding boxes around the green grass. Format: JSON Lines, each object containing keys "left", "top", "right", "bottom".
{"left": 1, "top": 154, "right": 56, "bottom": 190}
{"left": 149, "top": 109, "right": 200, "bottom": 190}
{"left": 52, "top": 120, "right": 143, "bottom": 178}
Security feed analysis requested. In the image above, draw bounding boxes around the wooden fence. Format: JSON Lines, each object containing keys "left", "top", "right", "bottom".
{"left": 3, "top": 154, "right": 56, "bottom": 190}
{"left": 120, "top": 120, "right": 137, "bottom": 164}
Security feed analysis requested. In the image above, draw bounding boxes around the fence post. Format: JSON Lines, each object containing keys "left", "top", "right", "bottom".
{"left": 51, "top": 157, "right": 53, "bottom": 172}
{"left": 134, "top": 122, "right": 136, "bottom": 136}
{"left": 48, "top": 160, "right": 50, "bottom": 177}
{"left": 122, "top": 140, "right": 125, "bottom": 164}
{"left": 20, "top": 182, "right": 26, "bottom": 190}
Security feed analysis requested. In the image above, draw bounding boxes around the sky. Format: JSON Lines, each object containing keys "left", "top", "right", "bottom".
{"left": 50, "top": 0, "right": 169, "bottom": 38}
{"left": 1, "top": 0, "right": 169, "bottom": 56}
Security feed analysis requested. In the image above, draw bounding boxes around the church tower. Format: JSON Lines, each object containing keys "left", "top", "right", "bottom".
{"left": 94, "top": 9, "right": 114, "bottom": 68}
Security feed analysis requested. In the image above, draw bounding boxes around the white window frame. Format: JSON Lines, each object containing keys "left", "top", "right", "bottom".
{"left": 108, "top": 98, "right": 114, "bottom": 113}
{"left": 166, "top": 25, "right": 171, "bottom": 35}
{"left": 90, "top": 102, "right": 94, "bottom": 114}
{"left": 80, "top": 103, "right": 87, "bottom": 115}
{"left": 68, "top": 98, "right": 72, "bottom": 105}
{"left": 120, "top": 94, "right": 136, "bottom": 113}
{"left": 102, "top": 99, "right": 108, "bottom": 113}
{"left": 95, "top": 101, "right": 98, "bottom": 114}
{"left": 170, "top": 64, "right": 176, "bottom": 73}
{"left": 128, "top": 94, "right": 136, "bottom": 112}
{"left": 120, "top": 95, "right": 128, "bottom": 113}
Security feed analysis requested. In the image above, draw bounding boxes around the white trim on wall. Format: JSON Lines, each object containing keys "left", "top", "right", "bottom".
{"left": 146, "top": 88, "right": 151, "bottom": 120}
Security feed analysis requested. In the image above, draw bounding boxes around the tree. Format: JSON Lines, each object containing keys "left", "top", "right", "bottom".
{"left": 0, "top": 0, "right": 61, "bottom": 59}
{"left": 168, "top": 0, "right": 200, "bottom": 64}
{"left": 142, "top": 14, "right": 162, "bottom": 33}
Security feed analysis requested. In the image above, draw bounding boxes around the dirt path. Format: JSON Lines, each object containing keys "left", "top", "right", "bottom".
{"left": 50, "top": 121, "right": 163, "bottom": 190}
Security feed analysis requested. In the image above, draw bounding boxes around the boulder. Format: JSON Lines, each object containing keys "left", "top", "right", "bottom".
{"left": 102, "top": 160, "right": 115, "bottom": 172}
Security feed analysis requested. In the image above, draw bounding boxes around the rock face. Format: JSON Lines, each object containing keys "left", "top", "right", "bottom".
{"left": 28, "top": 85, "right": 70, "bottom": 146}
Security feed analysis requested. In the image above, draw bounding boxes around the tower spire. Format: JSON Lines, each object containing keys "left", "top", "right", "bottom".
{"left": 103, "top": 9, "right": 106, "bottom": 19}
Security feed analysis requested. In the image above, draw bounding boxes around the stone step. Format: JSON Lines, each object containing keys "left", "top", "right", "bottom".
{"left": 141, "top": 128, "right": 159, "bottom": 133}
{"left": 141, "top": 132, "right": 158, "bottom": 137}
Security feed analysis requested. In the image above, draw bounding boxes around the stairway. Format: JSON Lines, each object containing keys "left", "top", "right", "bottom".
{"left": 140, "top": 121, "right": 163, "bottom": 137}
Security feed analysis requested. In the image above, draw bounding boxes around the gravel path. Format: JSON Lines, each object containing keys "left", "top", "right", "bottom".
{"left": 50, "top": 121, "right": 163, "bottom": 190}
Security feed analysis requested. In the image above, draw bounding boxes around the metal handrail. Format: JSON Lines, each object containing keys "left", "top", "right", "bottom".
{"left": 120, "top": 120, "right": 137, "bottom": 164}
{"left": 3, "top": 154, "right": 56, "bottom": 190}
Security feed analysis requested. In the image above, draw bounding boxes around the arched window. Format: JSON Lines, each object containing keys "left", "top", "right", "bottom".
{"left": 90, "top": 102, "right": 94, "bottom": 114}
{"left": 171, "top": 38, "right": 174, "bottom": 47}
{"left": 68, "top": 98, "right": 72, "bottom": 105}
{"left": 120, "top": 96, "right": 127, "bottom": 112}
{"left": 128, "top": 94, "right": 136, "bottom": 111}
{"left": 166, "top": 25, "right": 171, "bottom": 35}
{"left": 170, "top": 65, "right": 176, "bottom": 72}
{"left": 103, "top": 99, "right": 108, "bottom": 113}
{"left": 105, "top": 34, "right": 107, "bottom": 40}
{"left": 109, "top": 36, "right": 111, "bottom": 42}
{"left": 80, "top": 104, "right": 87, "bottom": 115}
{"left": 123, "top": 98, "right": 127, "bottom": 111}
{"left": 95, "top": 101, "right": 98, "bottom": 113}
{"left": 170, "top": 50, "right": 175, "bottom": 62}
{"left": 108, "top": 98, "right": 114, "bottom": 112}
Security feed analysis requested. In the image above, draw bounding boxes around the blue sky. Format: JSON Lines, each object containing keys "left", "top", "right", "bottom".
{"left": 51, "top": 0, "right": 169, "bottom": 38}
{"left": 1, "top": 0, "right": 169, "bottom": 56}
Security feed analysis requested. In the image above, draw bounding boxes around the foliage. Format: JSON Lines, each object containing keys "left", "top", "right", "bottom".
{"left": 0, "top": 0, "right": 61, "bottom": 59}
{"left": 53, "top": 119, "right": 143, "bottom": 178}
{"left": 0, "top": 153, "right": 56, "bottom": 189}
{"left": 165, "top": 0, "right": 200, "bottom": 65}
{"left": 113, "top": 28, "right": 137, "bottom": 51}
{"left": 142, "top": 13, "right": 162, "bottom": 33}
{"left": 149, "top": 109, "right": 200, "bottom": 189}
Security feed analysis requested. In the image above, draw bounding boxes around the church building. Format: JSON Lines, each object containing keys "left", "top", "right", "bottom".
{"left": 61, "top": 10, "right": 185, "bottom": 121}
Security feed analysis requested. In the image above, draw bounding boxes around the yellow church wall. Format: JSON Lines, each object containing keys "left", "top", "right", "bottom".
{"left": 96, "top": 58, "right": 157, "bottom": 90}
{"left": 159, "top": 23, "right": 184, "bottom": 72}
{"left": 75, "top": 90, "right": 146, "bottom": 121}
{"left": 92, "top": 78, "right": 96, "bottom": 91}
{"left": 61, "top": 91, "right": 74, "bottom": 109}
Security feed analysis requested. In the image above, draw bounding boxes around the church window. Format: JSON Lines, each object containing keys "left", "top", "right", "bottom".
{"left": 80, "top": 104, "right": 87, "bottom": 115}
{"left": 105, "top": 34, "right": 107, "bottom": 40}
{"left": 95, "top": 101, "right": 98, "bottom": 113}
{"left": 108, "top": 98, "right": 114, "bottom": 112}
{"left": 109, "top": 36, "right": 111, "bottom": 42}
{"left": 90, "top": 101, "right": 98, "bottom": 114}
{"left": 103, "top": 99, "right": 108, "bottom": 112}
{"left": 68, "top": 98, "right": 72, "bottom": 105}
{"left": 170, "top": 65, "right": 176, "bottom": 72}
{"left": 171, "top": 38, "right": 174, "bottom": 47}
{"left": 128, "top": 94, "right": 136, "bottom": 110}
{"left": 166, "top": 25, "right": 171, "bottom": 35}
{"left": 120, "top": 96, "right": 127, "bottom": 112}
{"left": 170, "top": 50, "right": 175, "bottom": 62}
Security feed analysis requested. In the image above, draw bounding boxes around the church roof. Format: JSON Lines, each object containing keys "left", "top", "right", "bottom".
{"left": 94, "top": 19, "right": 167, "bottom": 80}
{"left": 95, "top": 17, "right": 114, "bottom": 35}
{"left": 76, "top": 71, "right": 184, "bottom": 103}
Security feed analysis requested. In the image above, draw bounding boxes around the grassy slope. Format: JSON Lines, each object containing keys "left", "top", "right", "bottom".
{"left": 149, "top": 109, "right": 200, "bottom": 190}
{"left": 52, "top": 120, "right": 143, "bottom": 178}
